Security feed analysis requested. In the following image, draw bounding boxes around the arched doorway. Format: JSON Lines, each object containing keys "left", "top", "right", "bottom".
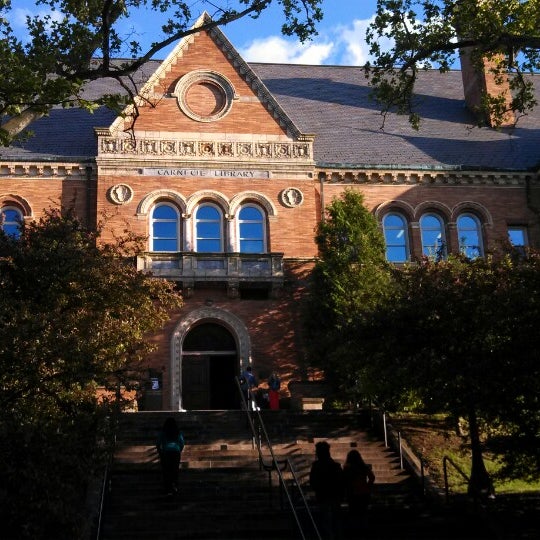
{"left": 182, "top": 323, "right": 238, "bottom": 410}
{"left": 171, "top": 307, "right": 252, "bottom": 410}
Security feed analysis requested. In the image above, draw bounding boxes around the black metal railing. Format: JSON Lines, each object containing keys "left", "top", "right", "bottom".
{"left": 235, "top": 377, "right": 322, "bottom": 540}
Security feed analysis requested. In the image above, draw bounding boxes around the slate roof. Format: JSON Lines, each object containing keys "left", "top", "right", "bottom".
{"left": 2, "top": 61, "right": 539, "bottom": 172}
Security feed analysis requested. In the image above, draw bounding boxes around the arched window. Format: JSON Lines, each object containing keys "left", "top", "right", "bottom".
{"left": 195, "top": 204, "right": 223, "bottom": 252}
{"left": 383, "top": 213, "right": 409, "bottom": 262}
{"left": 238, "top": 205, "right": 265, "bottom": 253}
{"left": 150, "top": 203, "right": 180, "bottom": 251}
{"left": 457, "top": 214, "right": 483, "bottom": 258}
{"left": 420, "top": 214, "right": 446, "bottom": 259}
{"left": 0, "top": 206, "right": 23, "bottom": 239}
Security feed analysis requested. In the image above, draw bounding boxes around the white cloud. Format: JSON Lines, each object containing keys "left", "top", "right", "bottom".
{"left": 237, "top": 16, "right": 390, "bottom": 67}
{"left": 240, "top": 35, "right": 334, "bottom": 65}
{"left": 336, "top": 17, "right": 376, "bottom": 66}
{"left": 12, "top": 8, "right": 33, "bottom": 28}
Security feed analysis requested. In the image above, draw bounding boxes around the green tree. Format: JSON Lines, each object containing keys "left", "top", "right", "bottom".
{"left": 0, "top": 0, "right": 322, "bottom": 144}
{"left": 0, "top": 208, "right": 183, "bottom": 538}
{"left": 366, "top": 0, "right": 540, "bottom": 128}
{"left": 303, "top": 190, "right": 393, "bottom": 399}
{"left": 357, "top": 253, "right": 540, "bottom": 496}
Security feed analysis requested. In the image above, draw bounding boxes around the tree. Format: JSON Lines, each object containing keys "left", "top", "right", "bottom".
{"left": 365, "top": 0, "right": 540, "bottom": 128}
{"left": 356, "top": 253, "right": 540, "bottom": 496}
{"left": 0, "top": 208, "right": 183, "bottom": 538}
{"left": 303, "top": 190, "right": 394, "bottom": 399}
{"left": 0, "top": 0, "right": 322, "bottom": 145}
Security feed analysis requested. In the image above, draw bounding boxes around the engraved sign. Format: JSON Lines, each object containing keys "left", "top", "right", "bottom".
{"left": 142, "top": 168, "right": 270, "bottom": 179}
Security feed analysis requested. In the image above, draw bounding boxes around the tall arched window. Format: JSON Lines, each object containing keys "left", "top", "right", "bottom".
{"left": 238, "top": 205, "right": 265, "bottom": 253}
{"left": 195, "top": 204, "right": 223, "bottom": 252}
{"left": 420, "top": 213, "right": 446, "bottom": 259}
{"left": 383, "top": 213, "right": 409, "bottom": 262}
{"left": 0, "top": 206, "right": 23, "bottom": 239}
{"left": 457, "top": 214, "right": 483, "bottom": 258}
{"left": 150, "top": 203, "right": 180, "bottom": 251}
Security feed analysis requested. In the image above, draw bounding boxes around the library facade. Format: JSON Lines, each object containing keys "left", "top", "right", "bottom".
{"left": 2, "top": 14, "right": 539, "bottom": 410}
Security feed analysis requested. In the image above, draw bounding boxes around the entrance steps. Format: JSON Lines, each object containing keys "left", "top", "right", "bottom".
{"left": 97, "top": 410, "right": 486, "bottom": 539}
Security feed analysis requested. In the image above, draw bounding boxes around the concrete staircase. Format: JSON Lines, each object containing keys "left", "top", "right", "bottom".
{"left": 96, "top": 410, "right": 480, "bottom": 540}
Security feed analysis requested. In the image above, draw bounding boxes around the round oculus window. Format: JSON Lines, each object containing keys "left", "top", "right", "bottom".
{"left": 174, "top": 70, "right": 236, "bottom": 122}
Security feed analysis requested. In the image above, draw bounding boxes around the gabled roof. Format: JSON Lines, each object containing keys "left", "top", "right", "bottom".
{"left": 2, "top": 36, "right": 540, "bottom": 171}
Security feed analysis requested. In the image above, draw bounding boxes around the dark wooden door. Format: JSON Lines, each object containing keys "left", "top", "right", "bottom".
{"left": 182, "top": 354, "right": 210, "bottom": 410}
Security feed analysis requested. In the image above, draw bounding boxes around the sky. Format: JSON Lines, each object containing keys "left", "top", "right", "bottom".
{"left": 8, "top": 0, "right": 383, "bottom": 66}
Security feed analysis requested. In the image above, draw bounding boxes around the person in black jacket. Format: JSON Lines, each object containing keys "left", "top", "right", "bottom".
{"left": 309, "top": 441, "right": 344, "bottom": 539}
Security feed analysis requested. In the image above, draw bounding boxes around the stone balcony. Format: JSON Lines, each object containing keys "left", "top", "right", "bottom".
{"left": 136, "top": 251, "right": 284, "bottom": 297}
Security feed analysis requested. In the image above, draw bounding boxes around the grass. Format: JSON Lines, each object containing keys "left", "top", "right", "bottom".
{"left": 387, "top": 412, "right": 540, "bottom": 495}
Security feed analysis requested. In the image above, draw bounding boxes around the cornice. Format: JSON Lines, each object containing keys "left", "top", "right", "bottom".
{"left": 317, "top": 168, "right": 537, "bottom": 186}
{"left": 0, "top": 162, "right": 94, "bottom": 178}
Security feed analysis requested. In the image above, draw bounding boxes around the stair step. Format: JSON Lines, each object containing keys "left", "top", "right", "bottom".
{"left": 99, "top": 411, "right": 419, "bottom": 540}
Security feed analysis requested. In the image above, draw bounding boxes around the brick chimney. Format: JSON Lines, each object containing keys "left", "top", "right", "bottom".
{"left": 459, "top": 48, "right": 515, "bottom": 127}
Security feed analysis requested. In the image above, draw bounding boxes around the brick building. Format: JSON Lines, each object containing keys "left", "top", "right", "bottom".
{"left": 2, "top": 14, "right": 539, "bottom": 410}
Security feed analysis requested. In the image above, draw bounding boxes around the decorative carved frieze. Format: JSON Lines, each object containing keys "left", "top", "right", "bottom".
{"left": 98, "top": 136, "right": 313, "bottom": 161}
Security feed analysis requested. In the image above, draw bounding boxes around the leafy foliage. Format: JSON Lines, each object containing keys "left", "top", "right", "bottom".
{"left": 366, "top": 0, "right": 540, "bottom": 128}
{"left": 0, "top": 208, "right": 183, "bottom": 537}
{"left": 0, "top": 0, "right": 323, "bottom": 144}
{"left": 303, "top": 190, "right": 393, "bottom": 395}
{"left": 357, "top": 253, "right": 540, "bottom": 484}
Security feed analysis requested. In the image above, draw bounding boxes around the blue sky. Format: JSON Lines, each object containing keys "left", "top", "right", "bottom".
{"left": 8, "top": 0, "right": 382, "bottom": 65}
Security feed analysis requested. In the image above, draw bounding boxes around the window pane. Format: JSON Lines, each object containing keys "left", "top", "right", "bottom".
{"left": 386, "top": 246, "right": 408, "bottom": 263}
{"left": 240, "top": 240, "right": 264, "bottom": 253}
{"left": 508, "top": 228, "right": 527, "bottom": 246}
{"left": 238, "top": 205, "right": 265, "bottom": 253}
{"left": 240, "top": 222, "right": 263, "bottom": 238}
{"left": 197, "top": 206, "right": 220, "bottom": 220}
{"left": 198, "top": 239, "right": 221, "bottom": 252}
{"left": 420, "top": 215, "right": 440, "bottom": 228}
{"left": 154, "top": 221, "right": 178, "bottom": 238}
{"left": 153, "top": 205, "right": 178, "bottom": 219}
{"left": 239, "top": 206, "right": 262, "bottom": 220}
{"left": 151, "top": 204, "right": 179, "bottom": 251}
{"left": 383, "top": 213, "right": 408, "bottom": 263}
{"left": 153, "top": 238, "right": 178, "bottom": 251}
{"left": 1, "top": 208, "right": 22, "bottom": 239}
{"left": 385, "top": 229, "right": 405, "bottom": 243}
{"left": 195, "top": 204, "right": 223, "bottom": 252}
{"left": 420, "top": 214, "right": 445, "bottom": 258}
{"left": 457, "top": 214, "right": 482, "bottom": 258}
{"left": 197, "top": 222, "right": 220, "bottom": 237}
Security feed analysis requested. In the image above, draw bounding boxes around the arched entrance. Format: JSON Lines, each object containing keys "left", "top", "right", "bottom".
{"left": 171, "top": 307, "right": 251, "bottom": 410}
{"left": 182, "top": 323, "right": 237, "bottom": 410}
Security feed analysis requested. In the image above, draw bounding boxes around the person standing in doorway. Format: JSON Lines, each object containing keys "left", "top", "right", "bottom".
{"left": 267, "top": 371, "right": 281, "bottom": 410}
{"left": 156, "top": 417, "right": 185, "bottom": 495}
{"left": 309, "top": 441, "right": 344, "bottom": 540}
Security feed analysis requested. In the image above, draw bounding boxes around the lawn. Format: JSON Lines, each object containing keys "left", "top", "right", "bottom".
{"left": 387, "top": 412, "right": 540, "bottom": 495}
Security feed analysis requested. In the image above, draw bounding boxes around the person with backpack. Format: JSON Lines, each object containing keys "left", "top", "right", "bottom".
{"left": 156, "top": 416, "right": 185, "bottom": 495}
{"left": 240, "top": 365, "right": 257, "bottom": 410}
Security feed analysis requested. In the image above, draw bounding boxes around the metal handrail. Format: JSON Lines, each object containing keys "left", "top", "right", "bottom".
{"left": 443, "top": 455, "right": 470, "bottom": 503}
{"left": 235, "top": 377, "right": 322, "bottom": 540}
